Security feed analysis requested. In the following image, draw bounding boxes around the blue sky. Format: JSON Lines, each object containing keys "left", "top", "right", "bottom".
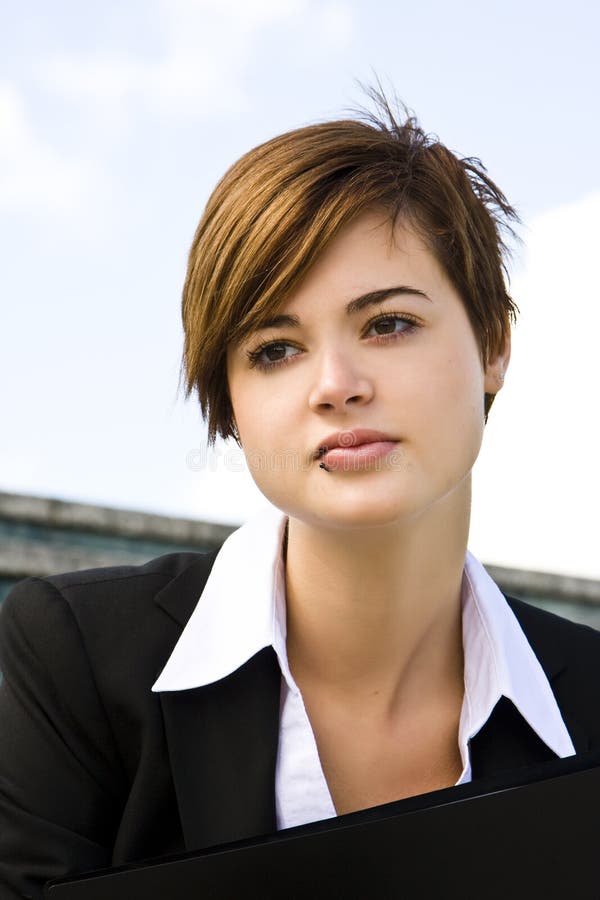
{"left": 2, "top": 0, "right": 599, "bottom": 576}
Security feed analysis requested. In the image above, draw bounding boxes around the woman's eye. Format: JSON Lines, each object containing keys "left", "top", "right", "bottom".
{"left": 262, "top": 343, "right": 294, "bottom": 363}
{"left": 247, "top": 342, "right": 300, "bottom": 370}
{"left": 367, "top": 315, "right": 416, "bottom": 337}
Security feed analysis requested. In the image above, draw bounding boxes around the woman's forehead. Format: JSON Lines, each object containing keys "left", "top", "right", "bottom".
{"left": 284, "top": 214, "right": 441, "bottom": 295}
{"left": 234, "top": 214, "right": 445, "bottom": 337}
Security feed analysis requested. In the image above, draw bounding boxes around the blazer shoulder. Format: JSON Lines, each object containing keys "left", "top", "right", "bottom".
{"left": 0, "top": 548, "right": 222, "bottom": 711}
{"left": 507, "top": 593, "right": 600, "bottom": 641}
{"left": 507, "top": 593, "right": 600, "bottom": 639}
{"left": 46, "top": 548, "right": 219, "bottom": 591}
{"left": 1, "top": 548, "right": 221, "bottom": 634}
{"left": 506, "top": 593, "right": 600, "bottom": 680}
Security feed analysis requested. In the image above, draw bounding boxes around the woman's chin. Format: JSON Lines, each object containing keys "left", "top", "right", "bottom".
{"left": 279, "top": 490, "right": 421, "bottom": 532}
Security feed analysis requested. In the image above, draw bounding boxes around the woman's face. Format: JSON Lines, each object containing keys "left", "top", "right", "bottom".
{"left": 226, "top": 210, "right": 508, "bottom": 530}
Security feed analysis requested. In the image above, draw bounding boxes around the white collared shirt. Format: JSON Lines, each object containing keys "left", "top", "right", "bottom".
{"left": 152, "top": 504, "right": 575, "bottom": 830}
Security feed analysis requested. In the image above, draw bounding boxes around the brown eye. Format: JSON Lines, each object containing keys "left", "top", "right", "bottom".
{"left": 373, "top": 317, "right": 397, "bottom": 335}
{"left": 366, "top": 314, "right": 419, "bottom": 339}
{"left": 264, "top": 343, "right": 287, "bottom": 362}
{"left": 246, "top": 341, "right": 301, "bottom": 371}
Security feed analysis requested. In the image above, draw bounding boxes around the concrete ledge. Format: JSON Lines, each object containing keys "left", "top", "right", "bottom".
{"left": 0, "top": 491, "right": 235, "bottom": 549}
{"left": 0, "top": 539, "right": 176, "bottom": 579}
{"left": 485, "top": 563, "right": 600, "bottom": 605}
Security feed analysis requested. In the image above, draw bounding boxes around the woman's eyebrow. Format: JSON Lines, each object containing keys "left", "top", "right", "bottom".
{"left": 254, "top": 286, "right": 431, "bottom": 332}
{"left": 346, "top": 286, "right": 431, "bottom": 315}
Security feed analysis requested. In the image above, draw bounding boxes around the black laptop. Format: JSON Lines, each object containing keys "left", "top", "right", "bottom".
{"left": 45, "top": 751, "right": 600, "bottom": 900}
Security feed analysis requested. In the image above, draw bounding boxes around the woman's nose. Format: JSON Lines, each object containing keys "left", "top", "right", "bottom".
{"left": 307, "top": 349, "right": 374, "bottom": 412}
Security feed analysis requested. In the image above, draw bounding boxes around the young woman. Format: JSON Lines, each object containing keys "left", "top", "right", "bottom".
{"left": 1, "top": 99, "right": 598, "bottom": 897}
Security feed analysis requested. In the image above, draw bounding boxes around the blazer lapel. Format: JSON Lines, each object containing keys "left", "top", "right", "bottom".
{"left": 154, "top": 551, "right": 281, "bottom": 851}
{"left": 159, "top": 647, "right": 281, "bottom": 851}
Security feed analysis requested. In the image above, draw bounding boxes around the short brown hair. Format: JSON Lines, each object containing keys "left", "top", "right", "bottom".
{"left": 181, "top": 97, "right": 519, "bottom": 445}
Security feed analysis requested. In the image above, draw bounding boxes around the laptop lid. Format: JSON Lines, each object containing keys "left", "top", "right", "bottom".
{"left": 45, "top": 751, "right": 600, "bottom": 900}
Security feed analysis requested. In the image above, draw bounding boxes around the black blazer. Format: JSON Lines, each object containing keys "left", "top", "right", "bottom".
{"left": 1, "top": 550, "right": 600, "bottom": 898}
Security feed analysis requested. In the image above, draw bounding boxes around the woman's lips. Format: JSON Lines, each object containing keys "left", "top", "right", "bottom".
{"left": 318, "top": 440, "right": 398, "bottom": 471}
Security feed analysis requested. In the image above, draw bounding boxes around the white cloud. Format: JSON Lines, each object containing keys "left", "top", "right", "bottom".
{"left": 0, "top": 81, "right": 103, "bottom": 217}
{"left": 38, "top": 0, "right": 354, "bottom": 119}
{"left": 471, "top": 191, "right": 600, "bottom": 577}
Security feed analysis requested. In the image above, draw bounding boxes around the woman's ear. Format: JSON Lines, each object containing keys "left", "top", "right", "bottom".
{"left": 484, "top": 334, "right": 511, "bottom": 395}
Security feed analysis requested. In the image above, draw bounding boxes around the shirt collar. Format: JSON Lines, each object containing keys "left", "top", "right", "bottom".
{"left": 460, "top": 551, "right": 575, "bottom": 758}
{"left": 152, "top": 504, "right": 293, "bottom": 692}
{"left": 152, "top": 505, "right": 575, "bottom": 760}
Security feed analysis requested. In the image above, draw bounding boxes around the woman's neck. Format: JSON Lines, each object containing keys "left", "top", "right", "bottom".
{"left": 284, "top": 480, "right": 470, "bottom": 717}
